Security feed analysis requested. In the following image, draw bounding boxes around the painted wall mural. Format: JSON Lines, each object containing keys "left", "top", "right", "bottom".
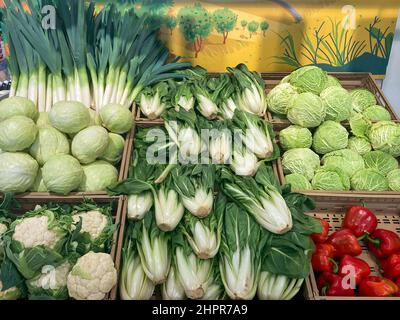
{"left": 98, "top": 0, "right": 399, "bottom": 76}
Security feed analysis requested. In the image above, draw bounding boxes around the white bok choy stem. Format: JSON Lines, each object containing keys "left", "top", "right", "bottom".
{"left": 174, "top": 234, "right": 213, "bottom": 300}
{"left": 171, "top": 165, "right": 215, "bottom": 218}
{"left": 132, "top": 211, "right": 171, "bottom": 284}
{"left": 220, "top": 165, "right": 293, "bottom": 234}
{"left": 119, "top": 232, "right": 155, "bottom": 300}
{"left": 161, "top": 265, "right": 186, "bottom": 300}
{"left": 257, "top": 271, "right": 304, "bottom": 300}
{"left": 127, "top": 192, "right": 153, "bottom": 221}
{"left": 219, "top": 200, "right": 261, "bottom": 300}
{"left": 180, "top": 195, "right": 223, "bottom": 259}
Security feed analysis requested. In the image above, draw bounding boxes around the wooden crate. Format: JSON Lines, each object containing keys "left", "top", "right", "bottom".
{"left": 304, "top": 198, "right": 400, "bottom": 300}
{"left": 7, "top": 196, "right": 124, "bottom": 300}
{"left": 264, "top": 72, "right": 399, "bottom": 128}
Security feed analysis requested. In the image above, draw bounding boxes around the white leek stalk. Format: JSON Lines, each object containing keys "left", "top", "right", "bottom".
{"left": 154, "top": 187, "right": 184, "bottom": 232}
{"left": 140, "top": 91, "right": 166, "bottom": 120}
{"left": 209, "top": 130, "right": 232, "bottom": 164}
{"left": 161, "top": 266, "right": 186, "bottom": 300}
{"left": 176, "top": 249, "right": 211, "bottom": 299}
{"left": 230, "top": 148, "right": 260, "bottom": 176}
{"left": 127, "top": 193, "right": 153, "bottom": 221}
{"left": 120, "top": 251, "right": 155, "bottom": 300}
{"left": 182, "top": 189, "right": 214, "bottom": 218}
{"left": 257, "top": 271, "right": 304, "bottom": 300}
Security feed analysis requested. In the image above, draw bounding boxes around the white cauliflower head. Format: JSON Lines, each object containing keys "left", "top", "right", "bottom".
{"left": 29, "top": 261, "right": 70, "bottom": 290}
{"left": 67, "top": 252, "right": 117, "bottom": 300}
{"left": 12, "top": 215, "right": 60, "bottom": 249}
{"left": 72, "top": 210, "right": 108, "bottom": 240}
{"left": 0, "top": 223, "right": 7, "bottom": 236}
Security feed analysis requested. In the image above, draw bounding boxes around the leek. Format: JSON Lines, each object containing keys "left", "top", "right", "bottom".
{"left": 220, "top": 164, "right": 293, "bottom": 234}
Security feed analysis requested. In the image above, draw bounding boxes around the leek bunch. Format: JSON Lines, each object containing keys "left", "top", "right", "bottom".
{"left": 3, "top": 0, "right": 190, "bottom": 112}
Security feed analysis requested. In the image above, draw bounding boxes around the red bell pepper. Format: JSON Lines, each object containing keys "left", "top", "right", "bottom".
{"left": 327, "top": 229, "right": 362, "bottom": 257}
{"left": 367, "top": 229, "right": 400, "bottom": 258}
{"left": 311, "top": 218, "right": 330, "bottom": 243}
{"left": 396, "top": 279, "right": 400, "bottom": 297}
{"left": 343, "top": 206, "right": 378, "bottom": 238}
{"left": 312, "top": 243, "right": 337, "bottom": 273}
{"left": 380, "top": 253, "right": 400, "bottom": 280}
{"left": 338, "top": 255, "right": 371, "bottom": 285}
{"left": 317, "top": 272, "right": 355, "bottom": 296}
{"left": 359, "top": 276, "right": 398, "bottom": 297}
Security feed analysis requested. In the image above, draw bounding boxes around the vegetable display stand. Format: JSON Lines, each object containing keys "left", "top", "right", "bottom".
{"left": 264, "top": 72, "right": 399, "bottom": 129}
{"left": 9, "top": 195, "right": 124, "bottom": 300}
{"left": 304, "top": 198, "right": 400, "bottom": 300}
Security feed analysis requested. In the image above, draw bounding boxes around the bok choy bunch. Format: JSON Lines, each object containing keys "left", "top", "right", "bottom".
{"left": 230, "top": 144, "right": 262, "bottom": 177}
{"left": 180, "top": 194, "right": 223, "bottom": 259}
{"left": 172, "top": 165, "right": 215, "bottom": 218}
{"left": 130, "top": 211, "right": 171, "bottom": 284}
{"left": 228, "top": 64, "right": 268, "bottom": 116}
{"left": 219, "top": 197, "right": 261, "bottom": 300}
{"left": 138, "top": 82, "right": 169, "bottom": 120}
{"left": 200, "top": 264, "right": 225, "bottom": 300}
{"left": 257, "top": 271, "right": 303, "bottom": 300}
{"left": 119, "top": 223, "right": 155, "bottom": 300}
{"left": 231, "top": 110, "right": 276, "bottom": 159}
{"left": 164, "top": 110, "right": 204, "bottom": 163}
{"left": 172, "top": 83, "right": 195, "bottom": 112}
{"left": 220, "top": 165, "right": 293, "bottom": 234}
{"left": 173, "top": 233, "right": 213, "bottom": 299}
{"left": 161, "top": 265, "right": 186, "bottom": 300}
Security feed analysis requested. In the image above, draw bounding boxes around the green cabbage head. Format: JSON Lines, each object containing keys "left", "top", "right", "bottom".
{"left": 287, "top": 92, "right": 326, "bottom": 128}
{"left": 368, "top": 121, "right": 400, "bottom": 157}
{"left": 0, "top": 152, "right": 39, "bottom": 192}
{"left": 387, "top": 169, "right": 400, "bottom": 192}
{"left": 313, "top": 121, "right": 349, "bottom": 155}
{"left": 312, "top": 166, "right": 350, "bottom": 191}
{"left": 362, "top": 151, "right": 398, "bottom": 176}
{"left": 100, "top": 103, "right": 133, "bottom": 134}
{"left": 49, "top": 101, "right": 91, "bottom": 134}
{"left": 322, "top": 149, "right": 365, "bottom": 177}
{"left": 362, "top": 105, "right": 391, "bottom": 121}
{"left": 351, "top": 168, "right": 388, "bottom": 191}
{"left": 29, "top": 126, "right": 70, "bottom": 166}
{"left": 289, "top": 66, "right": 328, "bottom": 95}
{"left": 324, "top": 76, "right": 342, "bottom": 89}
{"left": 350, "top": 89, "right": 376, "bottom": 113}
{"left": 0, "top": 116, "right": 38, "bottom": 152}
{"left": 347, "top": 137, "right": 371, "bottom": 155}
{"left": 279, "top": 125, "right": 312, "bottom": 151}
{"left": 285, "top": 173, "right": 312, "bottom": 190}
{"left": 79, "top": 160, "right": 118, "bottom": 192}
{"left": 100, "top": 133, "right": 125, "bottom": 164}
{"left": 282, "top": 148, "right": 320, "bottom": 181}
{"left": 349, "top": 113, "right": 371, "bottom": 138}
{"left": 71, "top": 126, "right": 109, "bottom": 164}
{"left": 42, "top": 155, "right": 83, "bottom": 195}
{"left": 36, "top": 112, "right": 51, "bottom": 128}
{"left": 266, "top": 83, "right": 297, "bottom": 115}
{"left": 320, "top": 86, "right": 352, "bottom": 122}
{"left": 0, "top": 96, "right": 38, "bottom": 122}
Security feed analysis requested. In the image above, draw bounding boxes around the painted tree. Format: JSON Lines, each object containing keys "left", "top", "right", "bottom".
{"left": 212, "top": 8, "right": 238, "bottom": 44}
{"left": 178, "top": 3, "right": 213, "bottom": 58}
{"left": 247, "top": 21, "right": 259, "bottom": 38}
{"left": 260, "top": 21, "right": 269, "bottom": 37}
{"left": 164, "top": 15, "right": 177, "bottom": 35}
{"left": 241, "top": 19, "right": 248, "bottom": 30}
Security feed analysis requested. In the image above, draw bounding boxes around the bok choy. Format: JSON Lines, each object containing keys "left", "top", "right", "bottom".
{"left": 161, "top": 265, "right": 186, "bottom": 300}
{"left": 257, "top": 271, "right": 303, "bottom": 300}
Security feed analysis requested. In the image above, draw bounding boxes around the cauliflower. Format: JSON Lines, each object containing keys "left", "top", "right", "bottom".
{"left": 29, "top": 262, "right": 70, "bottom": 288}
{"left": 0, "top": 223, "right": 7, "bottom": 236}
{"left": 67, "top": 252, "right": 117, "bottom": 300}
{"left": 72, "top": 210, "right": 108, "bottom": 240}
{"left": 12, "top": 215, "right": 60, "bottom": 249}
{"left": 0, "top": 281, "right": 21, "bottom": 300}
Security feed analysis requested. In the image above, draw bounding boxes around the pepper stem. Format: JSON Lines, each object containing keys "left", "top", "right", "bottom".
{"left": 366, "top": 235, "right": 381, "bottom": 247}
{"left": 330, "top": 258, "right": 339, "bottom": 274}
